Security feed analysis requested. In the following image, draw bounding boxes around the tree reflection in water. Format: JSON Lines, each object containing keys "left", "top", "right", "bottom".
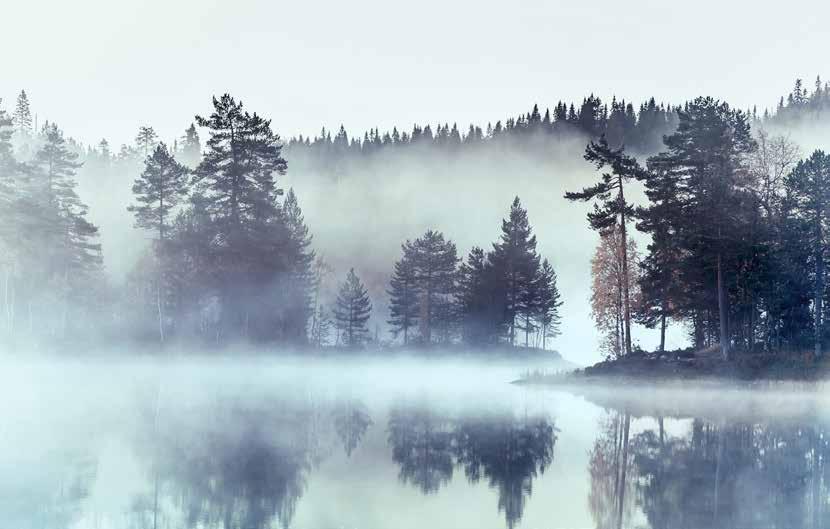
{"left": 130, "top": 397, "right": 326, "bottom": 529}
{"left": 587, "top": 401, "right": 830, "bottom": 529}
{"left": 387, "top": 404, "right": 557, "bottom": 529}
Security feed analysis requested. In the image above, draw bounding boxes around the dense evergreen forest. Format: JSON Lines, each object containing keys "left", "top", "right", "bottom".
{"left": 1, "top": 77, "right": 830, "bottom": 359}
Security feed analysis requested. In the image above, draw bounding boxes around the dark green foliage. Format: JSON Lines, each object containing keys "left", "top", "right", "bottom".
{"left": 489, "top": 197, "right": 541, "bottom": 345}
{"left": 387, "top": 243, "right": 419, "bottom": 344}
{"left": 334, "top": 268, "right": 372, "bottom": 347}
{"left": 783, "top": 151, "right": 830, "bottom": 356}
{"left": 455, "top": 198, "right": 562, "bottom": 349}
{"left": 644, "top": 98, "right": 757, "bottom": 357}
{"left": 128, "top": 143, "right": 189, "bottom": 241}
{"left": 388, "top": 230, "right": 460, "bottom": 345}
{"left": 458, "top": 247, "right": 504, "bottom": 346}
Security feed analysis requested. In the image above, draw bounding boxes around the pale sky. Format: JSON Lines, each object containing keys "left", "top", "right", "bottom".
{"left": 2, "top": 0, "right": 828, "bottom": 147}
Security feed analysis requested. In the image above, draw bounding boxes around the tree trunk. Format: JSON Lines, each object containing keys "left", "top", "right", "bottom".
{"left": 619, "top": 182, "right": 633, "bottom": 356}
{"left": 617, "top": 413, "right": 631, "bottom": 529}
{"left": 659, "top": 311, "right": 667, "bottom": 353}
{"left": 717, "top": 253, "right": 729, "bottom": 360}
{"left": 157, "top": 283, "right": 165, "bottom": 343}
{"left": 816, "top": 245, "right": 824, "bottom": 359}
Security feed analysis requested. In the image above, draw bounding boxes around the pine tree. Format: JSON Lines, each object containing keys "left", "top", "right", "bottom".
{"left": 135, "top": 126, "right": 159, "bottom": 157}
{"left": 278, "top": 188, "right": 315, "bottom": 343}
{"left": 784, "top": 151, "right": 830, "bottom": 358}
{"left": 28, "top": 124, "right": 102, "bottom": 336}
{"left": 565, "top": 137, "right": 646, "bottom": 356}
{"left": 12, "top": 90, "right": 32, "bottom": 137}
{"left": 194, "top": 94, "right": 286, "bottom": 228}
{"left": 388, "top": 241, "right": 419, "bottom": 344}
{"left": 127, "top": 143, "right": 190, "bottom": 342}
{"left": 334, "top": 268, "right": 372, "bottom": 347}
{"left": 645, "top": 98, "right": 756, "bottom": 359}
{"left": 408, "top": 230, "right": 459, "bottom": 344}
{"left": 190, "top": 94, "right": 295, "bottom": 341}
{"left": 128, "top": 143, "right": 190, "bottom": 242}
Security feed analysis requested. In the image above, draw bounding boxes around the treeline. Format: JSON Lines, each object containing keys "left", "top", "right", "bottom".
{"left": 284, "top": 77, "right": 830, "bottom": 180}
{"left": 572, "top": 95, "right": 830, "bottom": 360}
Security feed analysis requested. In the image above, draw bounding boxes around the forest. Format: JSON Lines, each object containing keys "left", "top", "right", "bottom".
{"left": 2, "top": 77, "right": 830, "bottom": 362}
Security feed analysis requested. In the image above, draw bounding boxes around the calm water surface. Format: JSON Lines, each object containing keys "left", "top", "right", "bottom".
{"left": 3, "top": 355, "right": 830, "bottom": 529}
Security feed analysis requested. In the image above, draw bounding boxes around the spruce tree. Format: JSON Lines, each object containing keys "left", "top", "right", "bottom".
{"left": 489, "top": 197, "right": 540, "bottom": 346}
{"left": 179, "top": 123, "right": 201, "bottom": 167}
{"left": 458, "top": 247, "right": 504, "bottom": 346}
{"left": 278, "top": 188, "right": 315, "bottom": 343}
{"left": 388, "top": 241, "right": 419, "bottom": 344}
{"left": 12, "top": 90, "right": 32, "bottom": 137}
{"left": 334, "top": 268, "right": 372, "bottom": 347}
{"left": 535, "top": 258, "right": 562, "bottom": 350}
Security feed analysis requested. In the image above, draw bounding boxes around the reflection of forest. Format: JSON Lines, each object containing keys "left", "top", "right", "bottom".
{"left": 387, "top": 405, "right": 557, "bottom": 529}
{"left": 589, "top": 409, "right": 830, "bottom": 529}
{"left": 124, "top": 396, "right": 374, "bottom": 529}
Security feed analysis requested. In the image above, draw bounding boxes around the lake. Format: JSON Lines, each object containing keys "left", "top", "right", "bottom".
{"left": 3, "top": 355, "right": 829, "bottom": 529}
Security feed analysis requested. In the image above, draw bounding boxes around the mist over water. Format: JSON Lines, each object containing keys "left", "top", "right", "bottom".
{"left": 4, "top": 355, "right": 830, "bottom": 529}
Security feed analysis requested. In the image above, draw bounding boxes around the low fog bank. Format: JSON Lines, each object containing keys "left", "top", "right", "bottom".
{"left": 537, "top": 376, "right": 830, "bottom": 423}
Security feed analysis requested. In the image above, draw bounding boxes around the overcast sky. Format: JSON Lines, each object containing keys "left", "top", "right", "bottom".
{"left": 2, "top": 0, "right": 828, "bottom": 147}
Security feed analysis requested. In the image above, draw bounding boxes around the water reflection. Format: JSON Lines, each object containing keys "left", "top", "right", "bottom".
{"left": 387, "top": 405, "right": 557, "bottom": 528}
{"left": 11, "top": 362, "right": 830, "bottom": 529}
{"left": 583, "top": 390, "right": 830, "bottom": 529}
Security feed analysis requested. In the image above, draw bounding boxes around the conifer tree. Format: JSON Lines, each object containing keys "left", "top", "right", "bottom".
{"left": 179, "top": 123, "right": 201, "bottom": 167}
{"left": 192, "top": 94, "right": 295, "bottom": 341}
{"left": 784, "top": 151, "right": 830, "bottom": 358}
{"left": 127, "top": 143, "right": 190, "bottom": 342}
{"left": 12, "top": 90, "right": 32, "bottom": 137}
{"left": 490, "top": 197, "right": 540, "bottom": 345}
{"left": 387, "top": 241, "right": 419, "bottom": 344}
{"left": 535, "top": 258, "right": 562, "bottom": 350}
{"left": 135, "top": 126, "right": 159, "bottom": 157}
{"left": 408, "top": 230, "right": 459, "bottom": 344}
{"left": 278, "top": 188, "right": 315, "bottom": 343}
{"left": 194, "top": 94, "right": 286, "bottom": 228}
{"left": 458, "top": 247, "right": 502, "bottom": 346}
{"left": 128, "top": 143, "right": 190, "bottom": 242}
{"left": 565, "top": 137, "right": 645, "bottom": 356}
{"left": 645, "top": 98, "right": 756, "bottom": 359}
{"left": 28, "top": 124, "right": 102, "bottom": 336}
{"left": 334, "top": 268, "right": 372, "bottom": 347}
